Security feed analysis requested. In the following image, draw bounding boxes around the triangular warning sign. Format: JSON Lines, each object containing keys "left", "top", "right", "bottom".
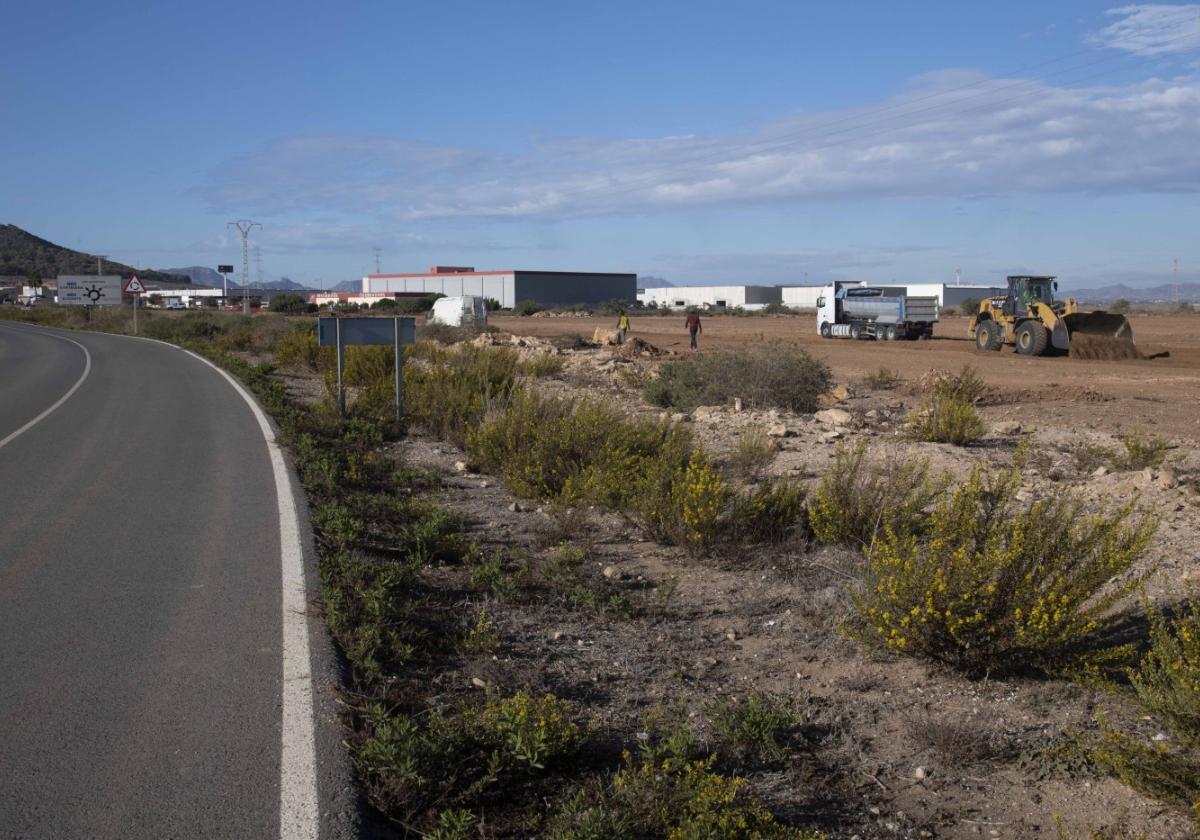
{"left": 123, "top": 275, "right": 146, "bottom": 294}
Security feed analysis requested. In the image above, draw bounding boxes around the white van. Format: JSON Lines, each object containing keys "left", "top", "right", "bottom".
{"left": 428, "top": 295, "right": 488, "bottom": 327}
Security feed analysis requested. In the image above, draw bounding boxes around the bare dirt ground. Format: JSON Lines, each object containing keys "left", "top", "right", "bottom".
{"left": 490, "top": 312, "right": 1200, "bottom": 443}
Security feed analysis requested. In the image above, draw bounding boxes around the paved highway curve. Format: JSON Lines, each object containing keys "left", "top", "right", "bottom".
{"left": 0, "top": 322, "right": 358, "bottom": 839}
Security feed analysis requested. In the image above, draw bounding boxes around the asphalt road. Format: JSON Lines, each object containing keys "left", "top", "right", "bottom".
{"left": 0, "top": 322, "right": 356, "bottom": 839}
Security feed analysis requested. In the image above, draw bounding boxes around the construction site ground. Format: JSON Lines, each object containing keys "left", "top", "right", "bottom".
{"left": 489, "top": 312, "right": 1200, "bottom": 442}
{"left": 390, "top": 310, "right": 1200, "bottom": 838}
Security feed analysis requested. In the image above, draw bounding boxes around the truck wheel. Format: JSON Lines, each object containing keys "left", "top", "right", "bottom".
{"left": 882, "top": 325, "right": 896, "bottom": 341}
{"left": 1015, "top": 321, "right": 1049, "bottom": 356}
{"left": 975, "top": 320, "right": 1002, "bottom": 351}
{"left": 849, "top": 324, "right": 861, "bottom": 340}
{"left": 820, "top": 322, "right": 832, "bottom": 338}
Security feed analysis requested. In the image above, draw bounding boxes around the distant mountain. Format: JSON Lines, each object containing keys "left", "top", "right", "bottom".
{"left": 329, "top": 279, "right": 361, "bottom": 291}
{"left": 164, "top": 266, "right": 226, "bottom": 287}
{"left": 0, "top": 224, "right": 189, "bottom": 285}
{"left": 1066, "top": 282, "right": 1200, "bottom": 304}
{"left": 639, "top": 275, "right": 672, "bottom": 287}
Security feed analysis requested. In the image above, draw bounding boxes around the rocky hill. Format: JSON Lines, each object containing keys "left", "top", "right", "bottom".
{"left": 0, "top": 224, "right": 188, "bottom": 285}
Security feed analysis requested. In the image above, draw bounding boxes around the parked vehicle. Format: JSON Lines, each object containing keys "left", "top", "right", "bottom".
{"left": 816, "top": 281, "right": 939, "bottom": 341}
{"left": 428, "top": 295, "right": 488, "bottom": 328}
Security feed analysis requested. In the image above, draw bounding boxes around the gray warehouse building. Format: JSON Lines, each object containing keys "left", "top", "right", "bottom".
{"left": 362, "top": 266, "right": 637, "bottom": 308}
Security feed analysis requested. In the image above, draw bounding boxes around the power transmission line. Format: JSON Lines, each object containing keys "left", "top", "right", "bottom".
{"left": 227, "top": 220, "right": 261, "bottom": 316}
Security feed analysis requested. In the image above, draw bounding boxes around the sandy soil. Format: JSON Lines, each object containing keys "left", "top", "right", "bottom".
{"left": 489, "top": 312, "right": 1200, "bottom": 443}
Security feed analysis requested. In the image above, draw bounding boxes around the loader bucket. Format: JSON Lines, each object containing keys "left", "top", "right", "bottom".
{"left": 1063, "top": 312, "right": 1140, "bottom": 360}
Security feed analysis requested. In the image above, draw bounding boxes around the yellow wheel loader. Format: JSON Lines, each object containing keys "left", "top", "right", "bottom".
{"left": 968, "top": 275, "right": 1138, "bottom": 360}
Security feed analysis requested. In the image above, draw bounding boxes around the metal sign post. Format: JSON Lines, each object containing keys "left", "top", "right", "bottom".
{"left": 318, "top": 316, "right": 416, "bottom": 420}
{"left": 123, "top": 275, "right": 146, "bottom": 335}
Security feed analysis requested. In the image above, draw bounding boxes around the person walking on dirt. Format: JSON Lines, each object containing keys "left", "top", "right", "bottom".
{"left": 616, "top": 312, "right": 630, "bottom": 345}
{"left": 685, "top": 310, "right": 702, "bottom": 351}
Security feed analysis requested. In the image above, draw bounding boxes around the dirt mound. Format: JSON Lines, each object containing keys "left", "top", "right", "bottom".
{"left": 611, "top": 337, "right": 668, "bottom": 358}
{"left": 1069, "top": 334, "right": 1143, "bottom": 361}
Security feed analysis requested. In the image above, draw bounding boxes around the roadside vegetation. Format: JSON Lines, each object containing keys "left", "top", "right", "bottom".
{"left": 3, "top": 304, "right": 1190, "bottom": 835}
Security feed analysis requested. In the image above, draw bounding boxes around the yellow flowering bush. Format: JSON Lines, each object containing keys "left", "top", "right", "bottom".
{"left": 672, "top": 451, "right": 729, "bottom": 551}
{"left": 1091, "top": 598, "right": 1200, "bottom": 827}
{"left": 851, "top": 463, "right": 1156, "bottom": 675}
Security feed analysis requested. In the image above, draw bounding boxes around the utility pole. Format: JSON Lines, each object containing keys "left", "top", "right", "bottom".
{"left": 1174, "top": 257, "right": 1180, "bottom": 305}
{"left": 254, "top": 245, "right": 264, "bottom": 296}
{"left": 955, "top": 267, "right": 962, "bottom": 286}
{"left": 227, "top": 220, "right": 261, "bottom": 315}
{"left": 373, "top": 247, "right": 382, "bottom": 274}
{"left": 96, "top": 255, "right": 107, "bottom": 276}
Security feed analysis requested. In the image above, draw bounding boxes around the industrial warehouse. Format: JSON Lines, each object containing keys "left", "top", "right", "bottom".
{"left": 638, "top": 281, "right": 1009, "bottom": 311}
{"left": 361, "top": 266, "right": 637, "bottom": 309}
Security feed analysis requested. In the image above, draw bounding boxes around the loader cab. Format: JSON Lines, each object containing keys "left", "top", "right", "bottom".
{"left": 1005, "top": 275, "right": 1057, "bottom": 316}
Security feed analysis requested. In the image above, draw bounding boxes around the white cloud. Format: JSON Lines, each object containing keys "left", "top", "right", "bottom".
{"left": 201, "top": 72, "right": 1200, "bottom": 222}
{"left": 1096, "top": 4, "right": 1200, "bottom": 54}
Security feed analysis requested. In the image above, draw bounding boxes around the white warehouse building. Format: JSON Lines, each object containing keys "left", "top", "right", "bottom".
{"left": 364, "top": 266, "right": 636, "bottom": 309}
{"left": 637, "top": 285, "right": 783, "bottom": 311}
{"left": 902, "top": 283, "right": 1007, "bottom": 308}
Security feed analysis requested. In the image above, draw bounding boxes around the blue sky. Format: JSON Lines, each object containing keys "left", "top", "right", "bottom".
{"left": 2, "top": 1, "right": 1199, "bottom": 289}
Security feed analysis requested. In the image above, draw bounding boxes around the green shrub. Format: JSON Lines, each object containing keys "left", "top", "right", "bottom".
{"left": 707, "top": 692, "right": 799, "bottom": 766}
{"left": 726, "top": 480, "right": 807, "bottom": 544}
{"left": 356, "top": 693, "right": 581, "bottom": 825}
{"left": 269, "top": 293, "right": 309, "bottom": 314}
{"left": 1090, "top": 598, "right": 1200, "bottom": 827}
{"left": 861, "top": 366, "right": 901, "bottom": 390}
{"left": 728, "top": 426, "right": 776, "bottom": 481}
{"left": 959, "top": 297, "right": 981, "bottom": 316}
{"left": 672, "top": 451, "right": 730, "bottom": 551}
{"left": 928, "top": 365, "right": 987, "bottom": 404}
{"left": 462, "top": 608, "right": 499, "bottom": 654}
{"left": 467, "top": 387, "right": 693, "bottom": 512}
{"left": 274, "top": 323, "right": 322, "bottom": 370}
{"left": 908, "top": 390, "right": 987, "bottom": 445}
{"left": 519, "top": 353, "right": 565, "bottom": 378}
{"left": 320, "top": 552, "right": 418, "bottom": 682}
{"left": 544, "top": 752, "right": 819, "bottom": 840}
{"left": 468, "top": 548, "right": 522, "bottom": 600}
{"left": 1113, "top": 432, "right": 1170, "bottom": 471}
{"left": 514, "top": 299, "right": 543, "bottom": 316}
{"left": 404, "top": 344, "right": 520, "bottom": 445}
{"left": 645, "top": 342, "right": 832, "bottom": 413}
{"left": 808, "top": 444, "right": 945, "bottom": 549}
{"left": 851, "top": 463, "right": 1157, "bottom": 676}
{"left": 312, "top": 502, "right": 365, "bottom": 553}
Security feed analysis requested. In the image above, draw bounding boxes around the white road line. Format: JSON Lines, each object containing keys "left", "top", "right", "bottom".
{"left": 0, "top": 328, "right": 92, "bottom": 451}
{"left": 180, "top": 349, "right": 320, "bottom": 840}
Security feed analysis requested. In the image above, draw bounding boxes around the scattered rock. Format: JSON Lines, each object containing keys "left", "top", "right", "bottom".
{"left": 507, "top": 501, "right": 524, "bottom": 513}
{"left": 692, "top": 406, "right": 720, "bottom": 420}
{"left": 767, "top": 423, "right": 790, "bottom": 437}
{"left": 832, "top": 384, "right": 853, "bottom": 401}
{"left": 725, "top": 629, "right": 738, "bottom": 642}
{"left": 470, "top": 677, "right": 487, "bottom": 689}
{"left": 593, "top": 327, "right": 619, "bottom": 345}
{"left": 993, "top": 420, "right": 1022, "bottom": 436}
{"left": 602, "top": 565, "right": 622, "bottom": 580}
{"left": 815, "top": 408, "right": 853, "bottom": 426}
{"left": 821, "top": 430, "right": 843, "bottom": 442}
{"left": 1159, "top": 468, "right": 1179, "bottom": 490}
{"left": 479, "top": 481, "right": 490, "bottom": 489}
{"left": 671, "top": 412, "right": 689, "bottom": 423}
{"left": 454, "top": 460, "right": 468, "bottom": 472}
{"left": 1092, "top": 465, "right": 1109, "bottom": 477}
{"left": 914, "top": 766, "right": 927, "bottom": 780}
{"left": 733, "top": 398, "right": 743, "bottom": 412}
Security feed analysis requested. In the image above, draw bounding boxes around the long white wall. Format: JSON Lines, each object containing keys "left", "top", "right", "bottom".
{"left": 638, "top": 285, "right": 781, "bottom": 311}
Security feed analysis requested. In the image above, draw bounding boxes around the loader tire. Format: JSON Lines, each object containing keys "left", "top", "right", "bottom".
{"left": 975, "top": 320, "right": 1003, "bottom": 351}
{"left": 1015, "top": 321, "right": 1049, "bottom": 356}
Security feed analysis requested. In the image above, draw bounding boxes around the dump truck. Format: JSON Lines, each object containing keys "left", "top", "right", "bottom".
{"left": 816, "top": 281, "right": 939, "bottom": 341}
{"left": 968, "top": 276, "right": 1137, "bottom": 360}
